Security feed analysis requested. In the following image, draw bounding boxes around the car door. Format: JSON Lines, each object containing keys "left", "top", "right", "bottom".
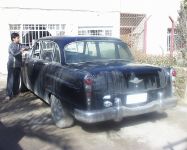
{"left": 25, "top": 41, "right": 42, "bottom": 91}
{"left": 36, "top": 40, "right": 55, "bottom": 99}
{"left": 26, "top": 40, "right": 54, "bottom": 97}
{"left": 42, "top": 42, "right": 62, "bottom": 99}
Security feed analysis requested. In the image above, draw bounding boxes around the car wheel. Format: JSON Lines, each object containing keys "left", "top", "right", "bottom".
{"left": 20, "top": 74, "right": 28, "bottom": 92}
{"left": 50, "top": 95, "right": 74, "bottom": 128}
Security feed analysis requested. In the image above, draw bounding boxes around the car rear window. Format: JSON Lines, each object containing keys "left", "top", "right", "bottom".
{"left": 64, "top": 40, "right": 132, "bottom": 63}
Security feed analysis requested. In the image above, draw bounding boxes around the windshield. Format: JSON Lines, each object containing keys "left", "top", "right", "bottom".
{"left": 64, "top": 40, "right": 133, "bottom": 63}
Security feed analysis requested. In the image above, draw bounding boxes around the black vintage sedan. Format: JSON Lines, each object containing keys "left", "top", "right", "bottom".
{"left": 21, "top": 36, "right": 177, "bottom": 128}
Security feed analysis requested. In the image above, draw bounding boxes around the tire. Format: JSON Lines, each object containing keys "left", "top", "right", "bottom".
{"left": 50, "top": 95, "right": 74, "bottom": 128}
{"left": 20, "top": 73, "right": 28, "bottom": 92}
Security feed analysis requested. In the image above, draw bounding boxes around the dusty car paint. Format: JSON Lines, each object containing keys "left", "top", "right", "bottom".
{"left": 21, "top": 36, "right": 177, "bottom": 123}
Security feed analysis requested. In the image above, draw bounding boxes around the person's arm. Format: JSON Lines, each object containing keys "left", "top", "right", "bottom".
{"left": 9, "top": 44, "right": 22, "bottom": 56}
{"left": 20, "top": 44, "right": 30, "bottom": 52}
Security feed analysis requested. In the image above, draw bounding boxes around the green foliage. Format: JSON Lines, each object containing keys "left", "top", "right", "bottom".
{"left": 175, "top": 67, "right": 187, "bottom": 99}
{"left": 177, "top": 0, "right": 187, "bottom": 49}
{"left": 184, "top": 0, "right": 187, "bottom": 8}
{"left": 133, "top": 51, "right": 176, "bottom": 67}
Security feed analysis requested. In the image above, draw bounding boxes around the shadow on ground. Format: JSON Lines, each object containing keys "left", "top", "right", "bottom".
{"left": 0, "top": 121, "right": 24, "bottom": 150}
{"left": 163, "top": 137, "right": 187, "bottom": 150}
{"left": 78, "top": 112, "right": 168, "bottom": 133}
{"left": 0, "top": 87, "right": 169, "bottom": 150}
{"left": 0, "top": 89, "right": 73, "bottom": 150}
{"left": 0, "top": 88, "right": 6, "bottom": 101}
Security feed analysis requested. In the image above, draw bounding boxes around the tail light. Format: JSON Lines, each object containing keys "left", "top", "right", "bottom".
{"left": 84, "top": 74, "right": 93, "bottom": 109}
{"left": 170, "top": 68, "right": 176, "bottom": 93}
{"left": 171, "top": 69, "right": 176, "bottom": 77}
{"left": 170, "top": 68, "right": 176, "bottom": 80}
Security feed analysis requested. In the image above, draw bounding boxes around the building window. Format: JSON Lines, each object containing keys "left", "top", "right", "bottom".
{"left": 167, "top": 28, "right": 184, "bottom": 51}
{"left": 78, "top": 26, "right": 113, "bottom": 37}
{"left": 105, "top": 30, "right": 112, "bottom": 36}
{"left": 88, "top": 30, "right": 103, "bottom": 36}
{"left": 9, "top": 24, "right": 21, "bottom": 31}
{"left": 9, "top": 24, "right": 65, "bottom": 47}
{"left": 78, "top": 30, "right": 87, "bottom": 35}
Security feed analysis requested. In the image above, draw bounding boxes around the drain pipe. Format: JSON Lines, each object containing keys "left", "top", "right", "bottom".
{"left": 169, "top": 16, "right": 175, "bottom": 57}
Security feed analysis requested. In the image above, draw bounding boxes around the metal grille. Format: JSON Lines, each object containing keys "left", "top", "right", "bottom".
{"left": 78, "top": 26, "right": 113, "bottom": 37}
{"left": 9, "top": 24, "right": 65, "bottom": 47}
{"left": 120, "top": 13, "right": 146, "bottom": 51}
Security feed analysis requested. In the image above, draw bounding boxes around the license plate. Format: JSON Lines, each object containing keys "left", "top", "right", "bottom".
{"left": 126, "top": 93, "right": 147, "bottom": 105}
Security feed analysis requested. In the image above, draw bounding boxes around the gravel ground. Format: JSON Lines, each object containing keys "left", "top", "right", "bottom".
{"left": 0, "top": 74, "right": 187, "bottom": 150}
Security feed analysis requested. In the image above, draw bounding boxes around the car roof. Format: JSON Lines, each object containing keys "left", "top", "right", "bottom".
{"left": 36, "top": 36, "right": 129, "bottom": 64}
{"left": 39, "top": 36, "right": 121, "bottom": 42}
{"left": 38, "top": 36, "right": 122, "bottom": 47}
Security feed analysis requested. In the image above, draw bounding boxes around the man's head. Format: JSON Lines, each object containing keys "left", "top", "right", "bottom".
{"left": 11, "top": 33, "right": 20, "bottom": 43}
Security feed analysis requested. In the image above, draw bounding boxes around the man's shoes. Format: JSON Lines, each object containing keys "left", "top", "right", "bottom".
{"left": 5, "top": 96, "right": 11, "bottom": 101}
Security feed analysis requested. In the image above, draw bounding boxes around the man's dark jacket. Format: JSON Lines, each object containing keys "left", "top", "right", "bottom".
{"left": 8, "top": 43, "right": 23, "bottom": 68}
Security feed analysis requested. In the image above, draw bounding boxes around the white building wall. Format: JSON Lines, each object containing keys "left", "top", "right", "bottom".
{"left": 0, "top": 8, "right": 11, "bottom": 74}
{"left": 0, "top": 0, "right": 120, "bottom": 74}
{"left": 0, "top": 0, "right": 120, "bottom": 12}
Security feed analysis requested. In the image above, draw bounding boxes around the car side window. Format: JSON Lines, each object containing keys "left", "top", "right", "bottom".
{"left": 41, "top": 41, "right": 54, "bottom": 62}
{"left": 85, "top": 41, "right": 97, "bottom": 56}
{"left": 118, "top": 44, "right": 130, "bottom": 60}
{"left": 53, "top": 43, "right": 61, "bottom": 63}
{"left": 99, "top": 42, "right": 116, "bottom": 59}
{"left": 64, "top": 42, "right": 84, "bottom": 63}
{"left": 65, "top": 42, "right": 84, "bottom": 53}
{"left": 32, "top": 42, "right": 41, "bottom": 59}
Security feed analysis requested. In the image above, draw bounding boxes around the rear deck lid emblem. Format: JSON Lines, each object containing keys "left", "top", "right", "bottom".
{"left": 129, "top": 77, "right": 143, "bottom": 84}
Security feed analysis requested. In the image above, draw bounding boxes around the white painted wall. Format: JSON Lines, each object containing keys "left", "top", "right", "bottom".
{"left": 0, "top": 0, "right": 120, "bottom": 74}
{"left": 0, "top": 0, "right": 120, "bottom": 12}
{"left": 0, "top": 8, "right": 11, "bottom": 74}
{"left": 121, "top": 0, "right": 182, "bottom": 55}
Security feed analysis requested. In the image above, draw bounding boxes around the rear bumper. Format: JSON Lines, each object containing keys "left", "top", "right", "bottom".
{"left": 74, "top": 97, "right": 177, "bottom": 123}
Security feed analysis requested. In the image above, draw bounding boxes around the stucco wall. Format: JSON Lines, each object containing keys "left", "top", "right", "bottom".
{"left": 0, "top": 0, "right": 120, "bottom": 12}
{"left": 0, "top": 6, "right": 120, "bottom": 74}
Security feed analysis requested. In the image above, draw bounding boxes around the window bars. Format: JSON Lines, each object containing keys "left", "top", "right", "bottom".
{"left": 9, "top": 24, "right": 65, "bottom": 47}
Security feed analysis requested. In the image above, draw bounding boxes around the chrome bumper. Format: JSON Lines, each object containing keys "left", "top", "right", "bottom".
{"left": 74, "top": 97, "right": 177, "bottom": 123}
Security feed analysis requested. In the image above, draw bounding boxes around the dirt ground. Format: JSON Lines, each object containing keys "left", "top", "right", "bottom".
{"left": 0, "top": 74, "right": 187, "bottom": 150}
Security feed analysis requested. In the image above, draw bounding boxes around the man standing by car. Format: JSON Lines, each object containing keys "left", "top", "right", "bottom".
{"left": 5, "top": 33, "right": 28, "bottom": 101}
